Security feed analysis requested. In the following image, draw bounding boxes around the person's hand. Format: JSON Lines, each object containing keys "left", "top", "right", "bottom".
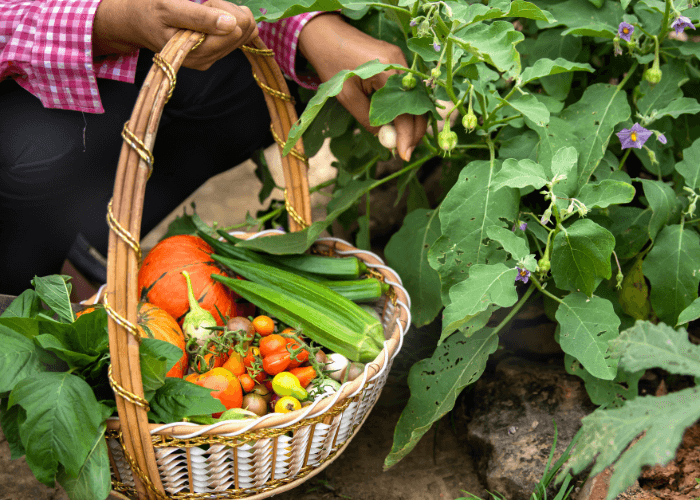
{"left": 93, "top": 0, "right": 258, "bottom": 70}
{"left": 298, "top": 14, "right": 427, "bottom": 162}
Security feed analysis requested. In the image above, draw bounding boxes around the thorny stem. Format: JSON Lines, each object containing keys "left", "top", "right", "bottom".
{"left": 531, "top": 275, "right": 563, "bottom": 304}
{"left": 613, "top": 250, "right": 622, "bottom": 275}
{"left": 659, "top": 0, "right": 673, "bottom": 42}
{"left": 617, "top": 61, "right": 639, "bottom": 92}
{"left": 491, "top": 283, "right": 536, "bottom": 337}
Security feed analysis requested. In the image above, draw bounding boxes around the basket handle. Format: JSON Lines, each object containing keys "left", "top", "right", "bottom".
{"left": 105, "top": 31, "right": 311, "bottom": 499}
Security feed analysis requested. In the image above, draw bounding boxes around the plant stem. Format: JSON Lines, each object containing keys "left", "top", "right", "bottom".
{"left": 491, "top": 283, "right": 536, "bottom": 337}
{"left": 617, "top": 149, "right": 632, "bottom": 170}
{"left": 309, "top": 178, "right": 336, "bottom": 194}
{"left": 365, "top": 2, "right": 412, "bottom": 15}
{"left": 219, "top": 207, "right": 283, "bottom": 232}
{"left": 617, "top": 61, "right": 639, "bottom": 92}
{"left": 530, "top": 275, "right": 563, "bottom": 304}
{"left": 659, "top": 0, "right": 672, "bottom": 41}
{"left": 370, "top": 153, "right": 437, "bottom": 190}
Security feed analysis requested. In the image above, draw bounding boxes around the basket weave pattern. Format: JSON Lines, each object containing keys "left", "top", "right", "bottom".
{"left": 104, "top": 30, "right": 411, "bottom": 500}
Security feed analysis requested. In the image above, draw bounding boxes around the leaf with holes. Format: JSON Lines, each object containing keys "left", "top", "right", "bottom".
{"left": 556, "top": 293, "right": 619, "bottom": 380}
{"left": 384, "top": 328, "right": 499, "bottom": 469}
{"left": 565, "top": 354, "right": 642, "bottom": 408}
{"left": 551, "top": 219, "right": 616, "bottom": 296}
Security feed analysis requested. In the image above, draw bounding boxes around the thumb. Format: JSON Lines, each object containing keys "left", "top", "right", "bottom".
{"left": 163, "top": 0, "right": 238, "bottom": 35}
{"left": 336, "top": 80, "right": 380, "bottom": 135}
{"left": 394, "top": 114, "right": 414, "bottom": 161}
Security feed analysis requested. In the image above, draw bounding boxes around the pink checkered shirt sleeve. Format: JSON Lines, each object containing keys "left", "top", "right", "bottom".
{"left": 0, "top": 0, "right": 320, "bottom": 112}
{"left": 0, "top": 0, "right": 138, "bottom": 113}
{"left": 257, "top": 12, "right": 322, "bottom": 90}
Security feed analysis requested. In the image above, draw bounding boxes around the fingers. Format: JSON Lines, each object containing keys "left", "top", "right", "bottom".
{"left": 159, "top": 0, "right": 242, "bottom": 35}
{"left": 336, "top": 77, "right": 380, "bottom": 136}
{"left": 394, "top": 114, "right": 414, "bottom": 162}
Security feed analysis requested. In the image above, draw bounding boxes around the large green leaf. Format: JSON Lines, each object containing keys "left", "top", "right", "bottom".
{"left": 558, "top": 84, "right": 631, "bottom": 190}
{"left": 675, "top": 137, "right": 700, "bottom": 190}
{"left": 0, "top": 397, "right": 26, "bottom": 459}
{"left": 384, "top": 209, "right": 442, "bottom": 328}
{"left": 0, "top": 324, "right": 44, "bottom": 393}
{"left": 637, "top": 179, "right": 678, "bottom": 241}
{"left": 577, "top": 180, "right": 636, "bottom": 209}
{"left": 556, "top": 293, "right": 619, "bottom": 380}
{"left": 451, "top": 21, "right": 524, "bottom": 77}
{"left": 520, "top": 57, "right": 594, "bottom": 85}
{"left": 149, "top": 378, "right": 226, "bottom": 424}
{"left": 536, "top": 0, "right": 622, "bottom": 30}
{"left": 677, "top": 297, "right": 700, "bottom": 326}
{"left": 369, "top": 74, "right": 436, "bottom": 126}
{"left": 637, "top": 60, "right": 689, "bottom": 118}
{"left": 0, "top": 290, "right": 44, "bottom": 319}
{"left": 282, "top": 60, "right": 395, "bottom": 157}
{"left": 428, "top": 160, "right": 519, "bottom": 304}
{"left": 519, "top": 29, "right": 583, "bottom": 100}
{"left": 235, "top": 0, "right": 370, "bottom": 21}
{"left": 384, "top": 328, "right": 498, "bottom": 469}
{"left": 486, "top": 225, "right": 530, "bottom": 261}
{"left": 527, "top": 117, "right": 579, "bottom": 195}
{"left": 140, "top": 338, "right": 185, "bottom": 401}
{"left": 448, "top": 0, "right": 554, "bottom": 23}
{"left": 491, "top": 158, "right": 548, "bottom": 191}
{"left": 559, "top": 387, "right": 700, "bottom": 500}
{"left": 499, "top": 94, "right": 550, "bottom": 126}
{"left": 562, "top": 23, "right": 617, "bottom": 38}
{"left": 8, "top": 372, "right": 108, "bottom": 486}
{"left": 56, "top": 423, "right": 111, "bottom": 500}
{"left": 643, "top": 224, "right": 700, "bottom": 326}
{"left": 610, "top": 320, "right": 700, "bottom": 378}
{"left": 551, "top": 219, "right": 616, "bottom": 296}
{"left": 442, "top": 264, "right": 518, "bottom": 337}
{"left": 607, "top": 206, "right": 651, "bottom": 261}
{"left": 31, "top": 275, "right": 74, "bottom": 323}
{"left": 565, "top": 354, "right": 642, "bottom": 408}
{"left": 652, "top": 97, "right": 700, "bottom": 120}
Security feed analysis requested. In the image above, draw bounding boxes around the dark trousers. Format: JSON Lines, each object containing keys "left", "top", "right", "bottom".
{"left": 0, "top": 48, "right": 272, "bottom": 296}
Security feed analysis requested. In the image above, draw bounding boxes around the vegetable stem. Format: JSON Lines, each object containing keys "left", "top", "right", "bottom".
{"left": 531, "top": 275, "right": 563, "bottom": 304}
{"left": 491, "top": 283, "right": 536, "bottom": 337}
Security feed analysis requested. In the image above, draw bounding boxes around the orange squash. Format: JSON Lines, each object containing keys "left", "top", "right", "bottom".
{"left": 137, "top": 235, "right": 238, "bottom": 326}
{"left": 137, "top": 301, "right": 188, "bottom": 379}
{"left": 75, "top": 302, "right": 188, "bottom": 378}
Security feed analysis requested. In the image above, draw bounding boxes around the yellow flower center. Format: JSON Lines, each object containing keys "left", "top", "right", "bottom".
{"left": 630, "top": 132, "right": 637, "bottom": 142}
{"left": 623, "top": 27, "right": 630, "bottom": 34}
{"left": 520, "top": 270, "right": 528, "bottom": 277}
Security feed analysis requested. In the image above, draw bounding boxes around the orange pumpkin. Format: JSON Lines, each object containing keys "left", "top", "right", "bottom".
{"left": 137, "top": 235, "right": 238, "bottom": 326}
{"left": 75, "top": 302, "right": 188, "bottom": 378}
{"left": 137, "top": 302, "right": 189, "bottom": 378}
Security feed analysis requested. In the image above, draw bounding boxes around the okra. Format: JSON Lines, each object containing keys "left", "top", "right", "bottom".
{"left": 320, "top": 279, "right": 390, "bottom": 302}
{"left": 211, "top": 261, "right": 385, "bottom": 363}
{"left": 211, "top": 252, "right": 321, "bottom": 283}
{"left": 266, "top": 254, "right": 367, "bottom": 280}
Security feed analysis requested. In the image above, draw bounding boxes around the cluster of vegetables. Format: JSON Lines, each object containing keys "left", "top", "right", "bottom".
{"left": 120, "top": 231, "right": 385, "bottom": 422}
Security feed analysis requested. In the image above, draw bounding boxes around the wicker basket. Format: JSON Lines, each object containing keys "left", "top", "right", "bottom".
{"left": 103, "top": 30, "right": 411, "bottom": 500}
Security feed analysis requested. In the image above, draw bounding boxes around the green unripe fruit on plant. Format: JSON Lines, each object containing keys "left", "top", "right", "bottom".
{"left": 431, "top": 67, "right": 442, "bottom": 80}
{"left": 438, "top": 123, "right": 458, "bottom": 154}
{"left": 537, "top": 257, "right": 551, "bottom": 273}
{"left": 644, "top": 67, "right": 662, "bottom": 84}
{"left": 402, "top": 73, "right": 417, "bottom": 90}
{"left": 462, "top": 112, "right": 477, "bottom": 131}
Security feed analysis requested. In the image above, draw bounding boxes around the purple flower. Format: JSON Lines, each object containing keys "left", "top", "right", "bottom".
{"left": 519, "top": 222, "right": 527, "bottom": 231}
{"left": 671, "top": 16, "right": 695, "bottom": 35}
{"left": 410, "top": 18, "right": 419, "bottom": 27}
{"left": 515, "top": 267, "right": 530, "bottom": 284}
{"left": 616, "top": 123, "right": 653, "bottom": 149}
{"left": 657, "top": 133, "right": 667, "bottom": 145}
{"left": 433, "top": 41, "right": 441, "bottom": 52}
{"left": 618, "top": 22, "right": 634, "bottom": 42}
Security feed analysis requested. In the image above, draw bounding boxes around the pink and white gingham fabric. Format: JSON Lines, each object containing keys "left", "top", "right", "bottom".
{"left": 0, "top": 0, "right": 321, "bottom": 113}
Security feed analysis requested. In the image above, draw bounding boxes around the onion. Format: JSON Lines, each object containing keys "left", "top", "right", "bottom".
{"left": 327, "top": 353, "right": 349, "bottom": 382}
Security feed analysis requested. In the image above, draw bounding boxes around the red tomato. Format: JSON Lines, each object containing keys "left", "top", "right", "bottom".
{"left": 262, "top": 351, "right": 291, "bottom": 375}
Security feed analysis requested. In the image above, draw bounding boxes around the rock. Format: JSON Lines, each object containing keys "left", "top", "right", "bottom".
{"left": 466, "top": 356, "right": 596, "bottom": 500}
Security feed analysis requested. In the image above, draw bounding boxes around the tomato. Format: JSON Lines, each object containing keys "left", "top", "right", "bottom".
{"left": 285, "top": 339, "right": 309, "bottom": 369}
{"left": 259, "top": 334, "right": 287, "bottom": 358}
{"left": 289, "top": 366, "right": 317, "bottom": 388}
{"left": 262, "top": 351, "right": 291, "bottom": 375}
{"left": 194, "top": 352, "right": 225, "bottom": 373}
{"left": 237, "top": 373, "right": 256, "bottom": 393}
{"left": 222, "top": 352, "right": 245, "bottom": 376}
{"left": 195, "top": 367, "right": 243, "bottom": 417}
{"left": 252, "top": 315, "right": 275, "bottom": 336}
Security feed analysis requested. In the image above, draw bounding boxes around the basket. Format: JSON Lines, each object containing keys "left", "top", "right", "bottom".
{"left": 103, "top": 30, "right": 411, "bottom": 500}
